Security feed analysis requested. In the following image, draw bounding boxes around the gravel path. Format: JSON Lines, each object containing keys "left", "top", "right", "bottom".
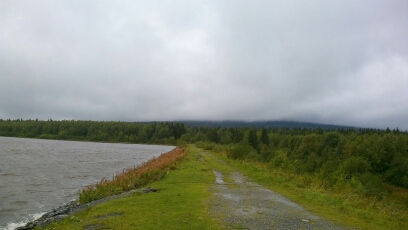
{"left": 208, "top": 170, "right": 350, "bottom": 230}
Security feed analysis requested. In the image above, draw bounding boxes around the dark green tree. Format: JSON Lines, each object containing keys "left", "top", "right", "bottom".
{"left": 248, "top": 129, "right": 259, "bottom": 150}
{"left": 260, "top": 128, "right": 269, "bottom": 146}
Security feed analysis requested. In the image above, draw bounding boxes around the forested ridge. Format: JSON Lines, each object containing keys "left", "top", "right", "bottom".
{"left": 1, "top": 119, "right": 407, "bottom": 196}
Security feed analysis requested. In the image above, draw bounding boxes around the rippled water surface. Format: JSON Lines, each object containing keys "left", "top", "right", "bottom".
{"left": 0, "top": 137, "right": 174, "bottom": 229}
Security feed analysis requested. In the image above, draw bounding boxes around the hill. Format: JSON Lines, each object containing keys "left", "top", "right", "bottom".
{"left": 180, "top": 120, "right": 358, "bottom": 130}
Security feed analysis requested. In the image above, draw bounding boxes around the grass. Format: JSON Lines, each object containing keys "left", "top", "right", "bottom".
{"left": 36, "top": 145, "right": 408, "bottom": 229}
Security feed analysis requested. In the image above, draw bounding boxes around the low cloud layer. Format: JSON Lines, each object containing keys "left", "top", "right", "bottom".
{"left": 1, "top": 0, "right": 407, "bottom": 130}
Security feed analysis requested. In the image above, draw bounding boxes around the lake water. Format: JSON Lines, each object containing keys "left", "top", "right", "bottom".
{"left": 0, "top": 136, "right": 174, "bottom": 229}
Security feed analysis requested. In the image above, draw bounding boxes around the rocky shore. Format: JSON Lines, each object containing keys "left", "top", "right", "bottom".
{"left": 15, "top": 200, "right": 82, "bottom": 230}
{"left": 15, "top": 187, "right": 158, "bottom": 230}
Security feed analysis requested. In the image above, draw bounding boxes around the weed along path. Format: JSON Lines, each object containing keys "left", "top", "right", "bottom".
{"left": 202, "top": 151, "right": 349, "bottom": 230}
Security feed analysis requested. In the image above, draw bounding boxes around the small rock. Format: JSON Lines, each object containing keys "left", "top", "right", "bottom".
{"left": 142, "top": 187, "right": 158, "bottom": 193}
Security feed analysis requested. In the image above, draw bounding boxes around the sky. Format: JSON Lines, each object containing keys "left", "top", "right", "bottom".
{"left": 1, "top": 0, "right": 408, "bottom": 130}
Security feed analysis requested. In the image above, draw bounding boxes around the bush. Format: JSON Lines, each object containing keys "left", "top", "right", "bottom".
{"left": 226, "top": 143, "right": 253, "bottom": 160}
{"left": 195, "top": 141, "right": 216, "bottom": 150}
{"left": 359, "top": 173, "right": 388, "bottom": 198}
{"left": 336, "top": 156, "right": 370, "bottom": 179}
{"left": 385, "top": 158, "right": 408, "bottom": 188}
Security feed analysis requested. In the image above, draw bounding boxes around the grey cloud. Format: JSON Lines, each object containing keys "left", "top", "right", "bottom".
{"left": 1, "top": 0, "right": 407, "bottom": 130}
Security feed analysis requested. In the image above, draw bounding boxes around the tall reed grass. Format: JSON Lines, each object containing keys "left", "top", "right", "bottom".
{"left": 78, "top": 147, "right": 186, "bottom": 203}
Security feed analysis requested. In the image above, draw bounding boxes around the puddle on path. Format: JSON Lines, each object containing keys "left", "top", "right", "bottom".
{"left": 213, "top": 170, "right": 225, "bottom": 184}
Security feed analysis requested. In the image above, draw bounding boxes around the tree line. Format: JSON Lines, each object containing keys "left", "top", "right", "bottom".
{"left": 0, "top": 119, "right": 187, "bottom": 144}
{"left": 0, "top": 119, "right": 407, "bottom": 195}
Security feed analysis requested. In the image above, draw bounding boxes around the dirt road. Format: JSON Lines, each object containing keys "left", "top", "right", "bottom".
{"left": 208, "top": 170, "right": 351, "bottom": 230}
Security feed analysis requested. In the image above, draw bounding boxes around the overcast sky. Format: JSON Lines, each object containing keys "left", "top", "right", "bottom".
{"left": 1, "top": 0, "right": 408, "bottom": 130}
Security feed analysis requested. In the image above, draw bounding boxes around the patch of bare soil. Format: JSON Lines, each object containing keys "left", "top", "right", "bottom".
{"left": 208, "top": 170, "right": 350, "bottom": 230}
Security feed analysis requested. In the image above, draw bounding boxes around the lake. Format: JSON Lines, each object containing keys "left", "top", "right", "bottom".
{"left": 0, "top": 136, "right": 174, "bottom": 229}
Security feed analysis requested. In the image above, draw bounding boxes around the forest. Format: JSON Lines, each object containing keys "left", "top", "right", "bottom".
{"left": 1, "top": 119, "right": 407, "bottom": 197}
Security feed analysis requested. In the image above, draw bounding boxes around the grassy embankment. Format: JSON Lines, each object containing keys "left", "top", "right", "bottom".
{"left": 38, "top": 146, "right": 223, "bottom": 230}
{"left": 37, "top": 145, "right": 408, "bottom": 230}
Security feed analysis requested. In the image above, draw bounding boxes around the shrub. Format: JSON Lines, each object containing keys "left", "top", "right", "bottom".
{"left": 226, "top": 143, "right": 253, "bottom": 160}
{"left": 359, "top": 173, "right": 388, "bottom": 198}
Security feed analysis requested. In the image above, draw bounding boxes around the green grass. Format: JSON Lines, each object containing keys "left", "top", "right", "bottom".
{"left": 36, "top": 145, "right": 408, "bottom": 230}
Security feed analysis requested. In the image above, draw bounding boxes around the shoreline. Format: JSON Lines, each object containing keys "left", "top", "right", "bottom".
{"left": 14, "top": 146, "right": 182, "bottom": 230}
{"left": 0, "top": 137, "right": 176, "bottom": 230}
{"left": 15, "top": 188, "right": 146, "bottom": 230}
